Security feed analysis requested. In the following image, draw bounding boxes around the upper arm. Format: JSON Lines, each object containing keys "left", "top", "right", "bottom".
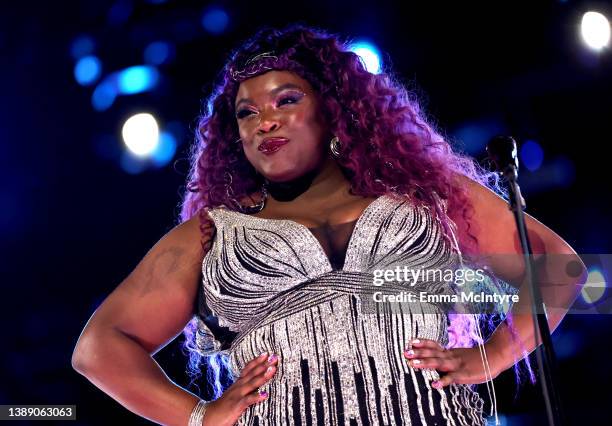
{"left": 453, "top": 173, "right": 579, "bottom": 285}
{"left": 78, "top": 213, "right": 210, "bottom": 354}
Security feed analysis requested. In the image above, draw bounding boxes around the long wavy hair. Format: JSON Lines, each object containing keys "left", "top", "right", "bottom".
{"left": 179, "top": 24, "right": 533, "bottom": 400}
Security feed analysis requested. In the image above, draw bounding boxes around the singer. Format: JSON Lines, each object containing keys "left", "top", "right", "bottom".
{"left": 72, "top": 24, "right": 585, "bottom": 425}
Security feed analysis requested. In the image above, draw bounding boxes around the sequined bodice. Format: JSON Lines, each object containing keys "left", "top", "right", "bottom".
{"left": 198, "top": 193, "right": 486, "bottom": 425}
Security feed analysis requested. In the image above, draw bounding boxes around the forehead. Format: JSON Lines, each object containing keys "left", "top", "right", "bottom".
{"left": 235, "top": 70, "right": 314, "bottom": 100}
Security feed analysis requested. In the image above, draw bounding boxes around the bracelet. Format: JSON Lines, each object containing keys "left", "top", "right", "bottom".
{"left": 188, "top": 399, "right": 209, "bottom": 426}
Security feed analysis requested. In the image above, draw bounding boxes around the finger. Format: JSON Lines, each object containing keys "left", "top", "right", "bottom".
{"left": 432, "top": 374, "right": 455, "bottom": 389}
{"left": 404, "top": 348, "right": 450, "bottom": 360}
{"left": 242, "top": 364, "right": 277, "bottom": 394}
{"left": 408, "top": 338, "right": 445, "bottom": 351}
{"left": 241, "top": 387, "right": 269, "bottom": 408}
{"left": 408, "top": 356, "right": 459, "bottom": 372}
{"left": 241, "top": 354, "right": 279, "bottom": 382}
{"left": 239, "top": 352, "right": 272, "bottom": 378}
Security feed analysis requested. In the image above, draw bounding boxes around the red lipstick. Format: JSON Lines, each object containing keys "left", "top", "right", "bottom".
{"left": 258, "top": 138, "right": 289, "bottom": 154}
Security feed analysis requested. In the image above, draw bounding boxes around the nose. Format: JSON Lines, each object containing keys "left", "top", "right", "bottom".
{"left": 256, "top": 109, "right": 281, "bottom": 134}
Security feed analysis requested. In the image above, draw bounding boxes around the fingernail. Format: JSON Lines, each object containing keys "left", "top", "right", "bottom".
{"left": 412, "top": 359, "right": 421, "bottom": 365}
{"left": 267, "top": 353, "right": 278, "bottom": 364}
{"left": 404, "top": 349, "right": 415, "bottom": 357}
{"left": 259, "top": 390, "right": 268, "bottom": 397}
{"left": 259, "top": 352, "right": 269, "bottom": 358}
{"left": 412, "top": 339, "right": 421, "bottom": 345}
{"left": 432, "top": 381, "right": 441, "bottom": 388}
{"left": 266, "top": 366, "right": 275, "bottom": 375}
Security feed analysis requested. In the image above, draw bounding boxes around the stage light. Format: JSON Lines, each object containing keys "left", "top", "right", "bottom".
{"left": 151, "top": 132, "right": 177, "bottom": 167}
{"left": 117, "top": 66, "right": 160, "bottom": 95}
{"left": 70, "top": 35, "right": 95, "bottom": 60}
{"left": 144, "top": 41, "right": 174, "bottom": 65}
{"left": 581, "top": 11, "right": 610, "bottom": 51}
{"left": 581, "top": 268, "right": 606, "bottom": 304}
{"left": 121, "top": 113, "right": 160, "bottom": 156}
{"left": 451, "top": 118, "right": 507, "bottom": 155}
{"left": 201, "top": 8, "right": 229, "bottom": 34}
{"left": 91, "top": 81, "right": 118, "bottom": 111}
{"left": 120, "top": 151, "right": 148, "bottom": 174}
{"left": 348, "top": 41, "right": 382, "bottom": 74}
{"left": 74, "top": 55, "right": 102, "bottom": 86}
{"left": 519, "top": 139, "right": 544, "bottom": 172}
{"left": 108, "top": 0, "right": 134, "bottom": 26}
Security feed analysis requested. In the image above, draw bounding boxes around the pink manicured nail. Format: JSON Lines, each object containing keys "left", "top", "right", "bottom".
{"left": 412, "top": 339, "right": 421, "bottom": 345}
{"left": 405, "top": 349, "right": 415, "bottom": 357}
{"left": 267, "top": 353, "right": 278, "bottom": 364}
{"left": 412, "top": 359, "right": 421, "bottom": 365}
{"left": 259, "top": 352, "right": 269, "bottom": 358}
{"left": 432, "top": 381, "right": 441, "bottom": 388}
{"left": 259, "top": 390, "right": 268, "bottom": 397}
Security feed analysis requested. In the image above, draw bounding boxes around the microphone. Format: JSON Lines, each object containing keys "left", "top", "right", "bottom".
{"left": 486, "top": 135, "right": 519, "bottom": 181}
{"left": 485, "top": 135, "right": 564, "bottom": 426}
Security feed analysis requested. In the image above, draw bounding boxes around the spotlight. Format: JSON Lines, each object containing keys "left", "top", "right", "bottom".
{"left": 121, "top": 113, "right": 160, "bottom": 156}
{"left": 581, "top": 11, "right": 610, "bottom": 51}
{"left": 348, "top": 40, "right": 382, "bottom": 74}
{"left": 581, "top": 268, "right": 606, "bottom": 304}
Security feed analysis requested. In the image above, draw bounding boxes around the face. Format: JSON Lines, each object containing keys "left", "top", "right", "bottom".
{"left": 234, "top": 70, "right": 330, "bottom": 182}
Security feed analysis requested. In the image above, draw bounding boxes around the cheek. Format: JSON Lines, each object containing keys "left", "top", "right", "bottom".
{"left": 290, "top": 110, "right": 326, "bottom": 142}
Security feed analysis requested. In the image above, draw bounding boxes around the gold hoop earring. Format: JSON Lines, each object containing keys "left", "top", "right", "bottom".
{"left": 330, "top": 136, "right": 342, "bottom": 158}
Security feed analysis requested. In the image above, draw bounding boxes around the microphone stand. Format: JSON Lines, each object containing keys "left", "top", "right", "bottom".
{"left": 487, "top": 136, "right": 564, "bottom": 426}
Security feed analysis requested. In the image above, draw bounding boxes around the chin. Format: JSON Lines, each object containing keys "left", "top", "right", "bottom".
{"left": 259, "top": 164, "right": 304, "bottom": 182}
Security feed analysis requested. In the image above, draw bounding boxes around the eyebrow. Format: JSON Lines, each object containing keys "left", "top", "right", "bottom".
{"left": 234, "top": 83, "right": 305, "bottom": 110}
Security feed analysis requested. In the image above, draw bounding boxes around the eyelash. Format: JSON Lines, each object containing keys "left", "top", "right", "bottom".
{"left": 236, "top": 94, "right": 303, "bottom": 119}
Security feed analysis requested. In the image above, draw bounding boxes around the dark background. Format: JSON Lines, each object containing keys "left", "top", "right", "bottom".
{"left": 1, "top": 0, "right": 611, "bottom": 424}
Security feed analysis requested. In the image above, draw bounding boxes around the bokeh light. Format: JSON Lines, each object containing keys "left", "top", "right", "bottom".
{"left": 70, "top": 35, "right": 95, "bottom": 60}
{"left": 581, "top": 11, "right": 610, "bottom": 51}
{"left": 201, "top": 8, "right": 229, "bottom": 34}
{"left": 74, "top": 55, "right": 102, "bottom": 86}
{"left": 117, "top": 66, "right": 160, "bottom": 95}
{"left": 581, "top": 268, "right": 607, "bottom": 304}
{"left": 520, "top": 139, "right": 544, "bottom": 172}
{"left": 121, "top": 113, "right": 160, "bottom": 157}
{"left": 348, "top": 41, "right": 382, "bottom": 74}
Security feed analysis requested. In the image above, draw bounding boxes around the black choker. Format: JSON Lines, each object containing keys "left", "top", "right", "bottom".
{"left": 265, "top": 168, "right": 318, "bottom": 202}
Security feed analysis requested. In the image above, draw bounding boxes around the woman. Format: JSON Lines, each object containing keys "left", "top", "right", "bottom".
{"left": 72, "top": 25, "right": 585, "bottom": 425}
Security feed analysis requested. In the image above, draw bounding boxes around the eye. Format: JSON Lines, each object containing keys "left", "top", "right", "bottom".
{"left": 236, "top": 109, "right": 256, "bottom": 119}
{"left": 277, "top": 92, "right": 305, "bottom": 106}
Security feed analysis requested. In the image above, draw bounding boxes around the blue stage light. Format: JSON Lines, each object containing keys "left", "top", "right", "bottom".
{"left": 348, "top": 41, "right": 382, "bottom": 74}
{"left": 151, "top": 132, "right": 177, "bottom": 167}
{"left": 144, "top": 41, "right": 174, "bottom": 65}
{"left": 520, "top": 139, "right": 544, "bottom": 171}
{"left": 201, "top": 8, "right": 229, "bottom": 34}
{"left": 91, "top": 81, "right": 118, "bottom": 111}
{"left": 120, "top": 151, "right": 148, "bottom": 174}
{"left": 451, "top": 118, "right": 507, "bottom": 155}
{"left": 108, "top": 0, "right": 134, "bottom": 26}
{"left": 116, "top": 66, "right": 160, "bottom": 95}
{"left": 74, "top": 55, "right": 102, "bottom": 86}
{"left": 70, "top": 35, "right": 95, "bottom": 60}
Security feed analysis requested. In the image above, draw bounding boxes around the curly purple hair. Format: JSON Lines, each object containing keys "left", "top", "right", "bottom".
{"left": 179, "top": 24, "right": 532, "bottom": 400}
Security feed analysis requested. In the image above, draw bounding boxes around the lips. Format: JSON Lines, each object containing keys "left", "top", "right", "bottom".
{"left": 258, "top": 137, "right": 289, "bottom": 153}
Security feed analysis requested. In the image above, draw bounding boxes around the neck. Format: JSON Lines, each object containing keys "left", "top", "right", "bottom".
{"left": 266, "top": 155, "right": 350, "bottom": 205}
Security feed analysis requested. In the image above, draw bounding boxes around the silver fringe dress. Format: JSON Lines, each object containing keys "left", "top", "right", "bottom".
{"left": 196, "top": 193, "right": 490, "bottom": 425}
